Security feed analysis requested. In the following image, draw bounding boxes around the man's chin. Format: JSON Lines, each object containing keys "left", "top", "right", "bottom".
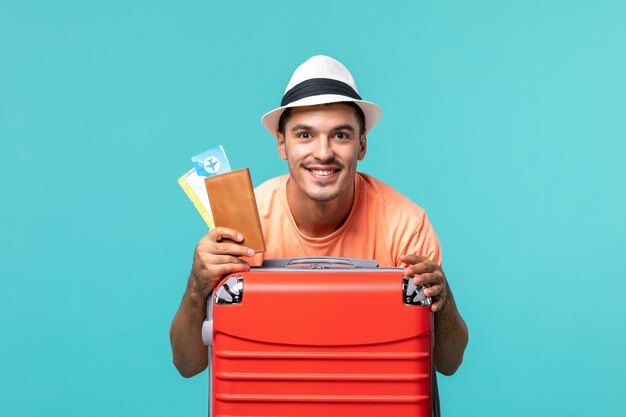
{"left": 305, "top": 190, "right": 340, "bottom": 203}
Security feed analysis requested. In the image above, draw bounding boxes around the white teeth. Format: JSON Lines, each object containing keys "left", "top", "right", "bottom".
{"left": 311, "top": 169, "right": 335, "bottom": 176}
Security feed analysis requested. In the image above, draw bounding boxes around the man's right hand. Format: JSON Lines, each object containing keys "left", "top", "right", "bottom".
{"left": 170, "top": 226, "right": 255, "bottom": 377}
{"left": 189, "top": 226, "right": 256, "bottom": 300}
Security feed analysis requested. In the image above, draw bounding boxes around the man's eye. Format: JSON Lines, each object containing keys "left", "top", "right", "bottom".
{"left": 335, "top": 132, "right": 350, "bottom": 139}
{"left": 297, "top": 132, "right": 310, "bottom": 139}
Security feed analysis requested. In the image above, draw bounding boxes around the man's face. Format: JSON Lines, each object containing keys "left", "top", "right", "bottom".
{"left": 277, "top": 103, "right": 367, "bottom": 204}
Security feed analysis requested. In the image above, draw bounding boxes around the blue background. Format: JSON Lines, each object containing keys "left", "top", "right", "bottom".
{"left": 1, "top": 1, "right": 625, "bottom": 416}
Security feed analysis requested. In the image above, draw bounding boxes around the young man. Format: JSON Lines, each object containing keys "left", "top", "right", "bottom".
{"left": 170, "top": 55, "right": 468, "bottom": 378}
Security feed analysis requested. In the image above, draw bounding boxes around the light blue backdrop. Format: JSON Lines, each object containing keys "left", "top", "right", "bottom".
{"left": 1, "top": 1, "right": 625, "bottom": 416}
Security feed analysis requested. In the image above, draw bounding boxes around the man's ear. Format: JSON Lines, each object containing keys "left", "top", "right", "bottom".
{"left": 358, "top": 132, "right": 367, "bottom": 161}
{"left": 277, "top": 132, "right": 287, "bottom": 160}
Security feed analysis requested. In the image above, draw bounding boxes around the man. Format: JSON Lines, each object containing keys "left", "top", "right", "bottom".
{"left": 170, "top": 55, "right": 468, "bottom": 378}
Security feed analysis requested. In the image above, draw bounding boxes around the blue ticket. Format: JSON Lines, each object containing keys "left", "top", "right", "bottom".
{"left": 191, "top": 145, "right": 232, "bottom": 177}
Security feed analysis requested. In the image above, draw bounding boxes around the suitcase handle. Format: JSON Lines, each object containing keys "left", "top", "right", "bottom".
{"left": 201, "top": 319, "right": 213, "bottom": 346}
{"left": 261, "top": 256, "right": 379, "bottom": 269}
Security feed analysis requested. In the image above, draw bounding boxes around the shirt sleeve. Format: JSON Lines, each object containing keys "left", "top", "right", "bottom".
{"left": 397, "top": 211, "right": 442, "bottom": 267}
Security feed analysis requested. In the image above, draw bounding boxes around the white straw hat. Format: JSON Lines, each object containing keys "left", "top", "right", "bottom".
{"left": 261, "top": 55, "right": 382, "bottom": 137}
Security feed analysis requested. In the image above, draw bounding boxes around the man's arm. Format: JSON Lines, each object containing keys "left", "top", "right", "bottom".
{"left": 170, "top": 227, "right": 254, "bottom": 378}
{"left": 400, "top": 254, "right": 469, "bottom": 376}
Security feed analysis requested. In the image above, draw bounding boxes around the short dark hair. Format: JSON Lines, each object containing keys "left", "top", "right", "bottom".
{"left": 277, "top": 102, "right": 366, "bottom": 136}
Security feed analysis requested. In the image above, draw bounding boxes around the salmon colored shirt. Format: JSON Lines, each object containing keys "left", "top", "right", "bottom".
{"left": 248, "top": 173, "right": 442, "bottom": 268}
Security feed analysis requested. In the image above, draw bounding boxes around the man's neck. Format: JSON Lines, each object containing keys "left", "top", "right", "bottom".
{"left": 286, "top": 180, "right": 355, "bottom": 239}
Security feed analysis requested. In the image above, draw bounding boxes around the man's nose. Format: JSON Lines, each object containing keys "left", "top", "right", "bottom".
{"left": 312, "top": 136, "right": 334, "bottom": 161}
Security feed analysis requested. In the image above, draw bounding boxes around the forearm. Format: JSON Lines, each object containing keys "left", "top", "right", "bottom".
{"left": 433, "top": 289, "right": 468, "bottom": 375}
{"left": 170, "top": 281, "right": 210, "bottom": 377}
{"left": 171, "top": 229, "right": 254, "bottom": 377}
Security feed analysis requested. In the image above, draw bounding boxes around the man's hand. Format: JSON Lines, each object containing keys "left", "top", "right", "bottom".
{"left": 400, "top": 254, "right": 448, "bottom": 313}
{"left": 400, "top": 254, "right": 468, "bottom": 375}
{"left": 170, "top": 227, "right": 255, "bottom": 378}
{"left": 189, "top": 227, "right": 255, "bottom": 300}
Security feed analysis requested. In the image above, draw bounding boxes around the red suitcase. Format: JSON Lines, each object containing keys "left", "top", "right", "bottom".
{"left": 202, "top": 257, "right": 437, "bottom": 417}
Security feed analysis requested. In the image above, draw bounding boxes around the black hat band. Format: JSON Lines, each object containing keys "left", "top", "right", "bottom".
{"left": 281, "top": 78, "right": 362, "bottom": 107}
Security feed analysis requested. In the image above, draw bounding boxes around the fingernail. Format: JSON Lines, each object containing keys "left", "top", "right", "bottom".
{"left": 237, "top": 234, "right": 243, "bottom": 241}
{"left": 423, "top": 289, "right": 430, "bottom": 297}
{"left": 247, "top": 249, "right": 254, "bottom": 256}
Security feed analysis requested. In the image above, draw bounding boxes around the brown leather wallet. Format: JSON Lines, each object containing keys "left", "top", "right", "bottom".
{"left": 204, "top": 168, "right": 266, "bottom": 252}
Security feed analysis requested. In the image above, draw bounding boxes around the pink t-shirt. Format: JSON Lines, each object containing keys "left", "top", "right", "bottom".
{"left": 249, "top": 172, "right": 442, "bottom": 267}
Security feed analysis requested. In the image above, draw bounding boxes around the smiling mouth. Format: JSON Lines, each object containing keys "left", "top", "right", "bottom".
{"left": 307, "top": 168, "right": 340, "bottom": 177}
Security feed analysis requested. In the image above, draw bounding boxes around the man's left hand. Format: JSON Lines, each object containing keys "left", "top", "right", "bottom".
{"left": 400, "top": 254, "right": 449, "bottom": 313}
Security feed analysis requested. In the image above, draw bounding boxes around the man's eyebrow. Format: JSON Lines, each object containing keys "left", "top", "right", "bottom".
{"left": 290, "top": 124, "right": 313, "bottom": 132}
{"left": 333, "top": 124, "right": 355, "bottom": 132}
{"left": 289, "top": 124, "right": 356, "bottom": 132}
